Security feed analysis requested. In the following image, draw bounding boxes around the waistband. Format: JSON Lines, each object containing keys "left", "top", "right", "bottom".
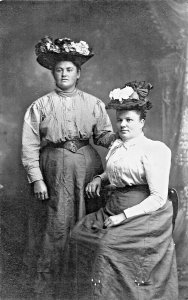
{"left": 46, "top": 139, "right": 89, "bottom": 153}
{"left": 115, "top": 184, "right": 149, "bottom": 193}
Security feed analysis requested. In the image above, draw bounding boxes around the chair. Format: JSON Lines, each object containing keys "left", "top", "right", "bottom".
{"left": 102, "top": 185, "right": 179, "bottom": 231}
{"left": 168, "top": 188, "right": 179, "bottom": 231}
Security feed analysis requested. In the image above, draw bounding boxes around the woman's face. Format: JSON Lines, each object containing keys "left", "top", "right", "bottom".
{"left": 116, "top": 110, "right": 145, "bottom": 141}
{"left": 53, "top": 61, "right": 80, "bottom": 92}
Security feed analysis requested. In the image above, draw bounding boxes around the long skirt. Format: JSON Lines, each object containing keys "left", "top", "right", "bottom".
{"left": 69, "top": 185, "right": 178, "bottom": 300}
{"left": 23, "top": 144, "right": 103, "bottom": 298}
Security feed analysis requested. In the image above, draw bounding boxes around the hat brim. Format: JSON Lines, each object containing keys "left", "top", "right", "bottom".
{"left": 37, "top": 52, "right": 94, "bottom": 69}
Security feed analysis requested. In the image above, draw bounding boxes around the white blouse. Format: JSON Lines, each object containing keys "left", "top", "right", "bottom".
{"left": 105, "top": 133, "right": 171, "bottom": 218}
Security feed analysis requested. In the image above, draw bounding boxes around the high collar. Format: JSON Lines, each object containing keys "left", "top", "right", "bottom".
{"left": 106, "top": 132, "right": 145, "bottom": 161}
{"left": 55, "top": 86, "right": 78, "bottom": 98}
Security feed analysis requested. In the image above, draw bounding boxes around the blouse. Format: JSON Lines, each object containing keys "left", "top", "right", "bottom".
{"left": 22, "top": 88, "right": 114, "bottom": 183}
{"left": 105, "top": 133, "right": 171, "bottom": 218}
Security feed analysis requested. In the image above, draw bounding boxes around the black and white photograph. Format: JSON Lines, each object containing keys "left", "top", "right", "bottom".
{"left": 0, "top": 0, "right": 188, "bottom": 299}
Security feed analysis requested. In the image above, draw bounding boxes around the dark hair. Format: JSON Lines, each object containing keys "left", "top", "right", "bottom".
{"left": 117, "top": 101, "right": 152, "bottom": 120}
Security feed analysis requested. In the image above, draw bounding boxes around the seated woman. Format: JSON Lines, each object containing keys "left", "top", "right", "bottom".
{"left": 69, "top": 81, "right": 178, "bottom": 300}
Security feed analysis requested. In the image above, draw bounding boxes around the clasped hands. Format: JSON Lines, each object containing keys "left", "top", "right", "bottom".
{"left": 85, "top": 177, "right": 126, "bottom": 228}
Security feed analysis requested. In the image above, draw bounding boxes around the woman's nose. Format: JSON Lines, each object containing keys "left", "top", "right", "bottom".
{"left": 121, "top": 120, "right": 127, "bottom": 127}
{"left": 61, "top": 70, "right": 67, "bottom": 76}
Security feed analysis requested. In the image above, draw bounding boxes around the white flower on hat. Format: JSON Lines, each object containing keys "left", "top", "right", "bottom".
{"left": 109, "top": 86, "right": 135, "bottom": 103}
{"left": 71, "top": 41, "right": 90, "bottom": 55}
{"left": 109, "top": 88, "right": 122, "bottom": 101}
{"left": 119, "top": 86, "right": 135, "bottom": 100}
{"left": 46, "top": 41, "right": 53, "bottom": 50}
{"left": 64, "top": 45, "right": 70, "bottom": 52}
{"left": 36, "top": 37, "right": 92, "bottom": 57}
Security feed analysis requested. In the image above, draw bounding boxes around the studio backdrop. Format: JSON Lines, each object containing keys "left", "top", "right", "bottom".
{"left": 0, "top": 1, "right": 188, "bottom": 299}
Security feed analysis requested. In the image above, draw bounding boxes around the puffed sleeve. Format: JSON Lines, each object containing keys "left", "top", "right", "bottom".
{"left": 92, "top": 99, "right": 116, "bottom": 148}
{"left": 124, "top": 142, "right": 171, "bottom": 218}
{"left": 21, "top": 102, "right": 43, "bottom": 183}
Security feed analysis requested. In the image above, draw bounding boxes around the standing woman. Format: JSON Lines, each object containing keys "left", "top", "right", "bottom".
{"left": 21, "top": 36, "right": 115, "bottom": 298}
{"left": 70, "top": 81, "right": 178, "bottom": 300}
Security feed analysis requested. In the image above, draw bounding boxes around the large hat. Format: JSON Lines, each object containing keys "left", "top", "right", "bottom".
{"left": 106, "top": 81, "right": 153, "bottom": 110}
{"left": 35, "top": 36, "right": 94, "bottom": 69}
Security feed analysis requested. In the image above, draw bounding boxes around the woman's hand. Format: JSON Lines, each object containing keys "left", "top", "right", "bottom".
{"left": 85, "top": 177, "right": 102, "bottom": 198}
{"left": 33, "top": 180, "right": 49, "bottom": 200}
{"left": 104, "top": 213, "right": 126, "bottom": 228}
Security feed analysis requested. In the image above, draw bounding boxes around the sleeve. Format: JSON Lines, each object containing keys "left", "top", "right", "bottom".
{"left": 124, "top": 142, "right": 171, "bottom": 218}
{"left": 92, "top": 99, "right": 116, "bottom": 148}
{"left": 21, "top": 102, "right": 43, "bottom": 183}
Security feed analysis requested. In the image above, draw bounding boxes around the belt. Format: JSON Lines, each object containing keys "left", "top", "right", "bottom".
{"left": 115, "top": 184, "right": 149, "bottom": 192}
{"left": 46, "top": 139, "right": 89, "bottom": 153}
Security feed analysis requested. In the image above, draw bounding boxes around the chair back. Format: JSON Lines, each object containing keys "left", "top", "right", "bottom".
{"left": 168, "top": 188, "right": 179, "bottom": 231}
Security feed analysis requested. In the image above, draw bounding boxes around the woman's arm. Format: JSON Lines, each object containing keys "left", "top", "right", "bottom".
{"left": 22, "top": 103, "right": 49, "bottom": 200}
{"left": 92, "top": 100, "right": 116, "bottom": 148}
{"left": 105, "top": 142, "right": 171, "bottom": 227}
{"left": 85, "top": 172, "right": 108, "bottom": 198}
{"left": 123, "top": 142, "right": 171, "bottom": 218}
{"left": 22, "top": 103, "right": 43, "bottom": 183}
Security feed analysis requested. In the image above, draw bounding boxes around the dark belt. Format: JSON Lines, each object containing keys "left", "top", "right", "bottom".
{"left": 115, "top": 184, "right": 149, "bottom": 193}
{"left": 46, "top": 139, "right": 89, "bottom": 153}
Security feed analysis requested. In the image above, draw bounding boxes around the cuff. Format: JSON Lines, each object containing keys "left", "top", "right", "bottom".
{"left": 93, "top": 172, "right": 108, "bottom": 183}
{"left": 27, "top": 167, "right": 43, "bottom": 183}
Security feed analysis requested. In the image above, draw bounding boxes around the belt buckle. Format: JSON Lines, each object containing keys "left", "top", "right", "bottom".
{"left": 66, "top": 141, "right": 78, "bottom": 153}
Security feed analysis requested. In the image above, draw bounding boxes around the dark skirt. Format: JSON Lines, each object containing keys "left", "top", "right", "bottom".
{"left": 69, "top": 186, "right": 178, "bottom": 300}
{"left": 23, "top": 144, "right": 103, "bottom": 297}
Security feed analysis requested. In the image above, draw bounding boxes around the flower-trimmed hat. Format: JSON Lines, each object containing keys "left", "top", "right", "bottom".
{"left": 106, "top": 81, "right": 153, "bottom": 110}
{"left": 35, "top": 36, "right": 94, "bottom": 69}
